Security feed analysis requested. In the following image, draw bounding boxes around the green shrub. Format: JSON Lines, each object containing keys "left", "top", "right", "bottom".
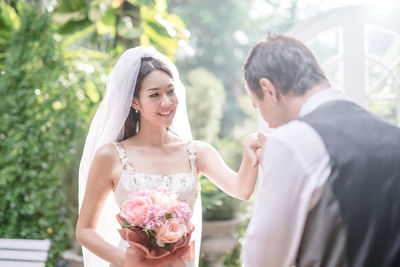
{"left": 0, "top": 0, "right": 20, "bottom": 68}
{"left": 200, "top": 176, "right": 240, "bottom": 221}
{"left": 186, "top": 67, "right": 225, "bottom": 144}
{"left": 0, "top": 3, "right": 84, "bottom": 266}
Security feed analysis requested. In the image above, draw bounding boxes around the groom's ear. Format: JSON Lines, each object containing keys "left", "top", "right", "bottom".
{"left": 259, "top": 78, "right": 280, "bottom": 103}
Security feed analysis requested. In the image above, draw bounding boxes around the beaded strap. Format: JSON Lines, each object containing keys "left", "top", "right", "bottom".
{"left": 112, "top": 142, "right": 135, "bottom": 174}
{"left": 187, "top": 141, "right": 197, "bottom": 175}
{"left": 187, "top": 141, "right": 200, "bottom": 197}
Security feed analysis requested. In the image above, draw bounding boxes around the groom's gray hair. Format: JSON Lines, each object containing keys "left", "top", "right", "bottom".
{"left": 243, "top": 34, "right": 329, "bottom": 99}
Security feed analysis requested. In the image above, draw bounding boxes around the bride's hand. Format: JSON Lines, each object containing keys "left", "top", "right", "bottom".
{"left": 125, "top": 245, "right": 191, "bottom": 267}
{"left": 245, "top": 132, "right": 267, "bottom": 167}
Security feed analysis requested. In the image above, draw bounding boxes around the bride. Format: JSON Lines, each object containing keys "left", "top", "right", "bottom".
{"left": 76, "top": 46, "right": 261, "bottom": 267}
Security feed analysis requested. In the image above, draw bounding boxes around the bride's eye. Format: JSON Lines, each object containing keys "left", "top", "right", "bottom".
{"left": 167, "top": 88, "right": 175, "bottom": 95}
{"left": 150, "top": 92, "right": 159, "bottom": 97}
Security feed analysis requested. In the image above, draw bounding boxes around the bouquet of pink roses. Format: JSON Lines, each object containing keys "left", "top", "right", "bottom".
{"left": 116, "top": 188, "right": 195, "bottom": 265}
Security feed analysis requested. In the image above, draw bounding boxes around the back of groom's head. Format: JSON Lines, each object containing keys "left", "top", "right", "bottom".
{"left": 243, "top": 34, "right": 329, "bottom": 99}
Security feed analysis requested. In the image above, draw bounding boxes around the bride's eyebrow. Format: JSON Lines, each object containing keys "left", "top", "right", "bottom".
{"left": 146, "top": 84, "right": 174, "bottom": 91}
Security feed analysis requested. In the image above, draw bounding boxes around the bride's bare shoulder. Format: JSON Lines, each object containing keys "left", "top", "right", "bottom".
{"left": 192, "top": 140, "right": 214, "bottom": 153}
{"left": 95, "top": 143, "right": 118, "bottom": 158}
{"left": 92, "top": 143, "right": 120, "bottom": 168}
{"left": 91, "top": 143, "right": 122, "bottom": 182}
{"left": 191, "top": 141, "right": 219, "bottom": 173}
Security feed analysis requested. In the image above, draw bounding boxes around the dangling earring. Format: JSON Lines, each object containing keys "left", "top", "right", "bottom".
{"left": 135, "top": 110, "right": 139, "bottom": 132}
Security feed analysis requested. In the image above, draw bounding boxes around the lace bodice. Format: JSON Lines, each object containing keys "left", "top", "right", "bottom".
{"left": 110, "top": 141, "right": 200, "bottom": 267}
{"left": 112, "top": 141, "right": 200, "bottom": 211}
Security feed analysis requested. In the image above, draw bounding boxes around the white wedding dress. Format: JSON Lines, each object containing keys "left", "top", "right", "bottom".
{"left": 110, "top": 141, "right": 201, "bottom": 267}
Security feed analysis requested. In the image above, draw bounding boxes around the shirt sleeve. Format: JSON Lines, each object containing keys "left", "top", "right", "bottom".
{"left": 242, "top": 128, "right": 328, "bottom": 267}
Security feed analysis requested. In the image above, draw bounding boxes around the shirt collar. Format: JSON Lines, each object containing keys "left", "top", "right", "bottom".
{"left": 299, "top": 88, "right": 347, "bottom": 117}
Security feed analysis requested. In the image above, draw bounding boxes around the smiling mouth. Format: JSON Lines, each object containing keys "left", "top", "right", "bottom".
{"left": 158, "top": 110, "right": 173, "bottom": 117}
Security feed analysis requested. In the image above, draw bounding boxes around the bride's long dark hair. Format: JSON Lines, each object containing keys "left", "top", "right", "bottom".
{"left": 123, "top": 57, "right": 173, "bottom": 140}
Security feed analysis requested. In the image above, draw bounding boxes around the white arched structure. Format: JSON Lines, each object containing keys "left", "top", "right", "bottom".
{"left": 283, "top": 5, "right": 400, "bottom": 126}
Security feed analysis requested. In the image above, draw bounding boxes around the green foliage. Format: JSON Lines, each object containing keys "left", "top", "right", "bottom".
{"left": 186, "top": 67, "right": 225, "bottom": 144}
{"left": 0, "top": 0, "right": 20, "bottom": 68}
{"left": 0, "top": 4, "right": 85, "bottom": 266}
{"left": 169, "top": 0, "right": 298, "bottom": 137}
{"left": 169, "top": 0, "right": 256, "bottom": 136}
{"left": 213, "top": 136, "right": 243, "bottom": 171}
{"left": 139, "top": 0, "right": 189, "bottom": 58}
{"left": 222, "top": 219, "right": 248, "bottom": 267}
{"left": 53, "top": 0, "right": 188, "bottom": 59}
{"left": 200, "top": 176, "right": 239, "bottom": 221}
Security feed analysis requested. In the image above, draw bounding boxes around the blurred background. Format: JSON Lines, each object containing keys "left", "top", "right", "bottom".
{"left": 1, "top": 0, "right": 399, "bottom": 266}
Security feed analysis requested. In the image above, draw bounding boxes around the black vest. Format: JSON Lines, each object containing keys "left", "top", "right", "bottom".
{"left": 297, "top": 100, "right": 400, "bottom": 267}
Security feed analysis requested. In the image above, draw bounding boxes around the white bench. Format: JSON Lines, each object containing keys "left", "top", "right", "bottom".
{"left": 0, "top": 238, "right": 51, "bottom": 267}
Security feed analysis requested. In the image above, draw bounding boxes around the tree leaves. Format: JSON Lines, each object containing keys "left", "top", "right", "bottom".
{"left": 0, "top": 4, "right": 86, "bottom": 266}
{"left": 0, "top": 1, "right": 20, "bottom": 68}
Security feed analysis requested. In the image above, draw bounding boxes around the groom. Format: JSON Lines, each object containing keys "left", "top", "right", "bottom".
{"left": 241, "top": 34, "right": 400, "bottom": 267}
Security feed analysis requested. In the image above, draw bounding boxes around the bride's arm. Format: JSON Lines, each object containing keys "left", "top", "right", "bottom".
{"left": 75, "top": 143, "right": 126, "bottom": 267}
{"left": 195, "top": 133, "right": 264, "bottom": 200}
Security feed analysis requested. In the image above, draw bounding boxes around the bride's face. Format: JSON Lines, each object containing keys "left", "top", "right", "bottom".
{"left": 133, "top": 70, "right": 178, "bottom": 128}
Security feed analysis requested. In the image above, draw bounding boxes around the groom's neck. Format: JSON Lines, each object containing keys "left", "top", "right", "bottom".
{"left": 282, "top": 82, "right": 331, "bottom": 122}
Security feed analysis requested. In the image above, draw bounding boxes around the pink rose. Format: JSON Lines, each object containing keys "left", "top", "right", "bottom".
{"left": 155, "top": 218, "right": 187, "bottom": 247}
{"left": 121, "top": 195, "right": 152, "bottom": 226}
{"left": 152, "top": 190, "right": 177, "bottom": 212}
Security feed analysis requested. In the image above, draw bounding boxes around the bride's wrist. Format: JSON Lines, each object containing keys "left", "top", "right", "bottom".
{"left": 116, "top": 250, "right": 125, "bottom": 267}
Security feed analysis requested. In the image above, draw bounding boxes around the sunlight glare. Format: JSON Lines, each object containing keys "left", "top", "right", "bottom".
{"left": 366, "top": 0, "right": 397, "bottom": 17}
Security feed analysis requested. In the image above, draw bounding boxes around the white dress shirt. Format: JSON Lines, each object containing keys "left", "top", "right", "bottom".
{"left": 242, "top": 88, "right": 347, "bottom": 267}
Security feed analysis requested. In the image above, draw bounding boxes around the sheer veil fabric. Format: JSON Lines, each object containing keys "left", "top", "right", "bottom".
{"left": 78, "top": 46, "right": 202, "bottom": 267}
